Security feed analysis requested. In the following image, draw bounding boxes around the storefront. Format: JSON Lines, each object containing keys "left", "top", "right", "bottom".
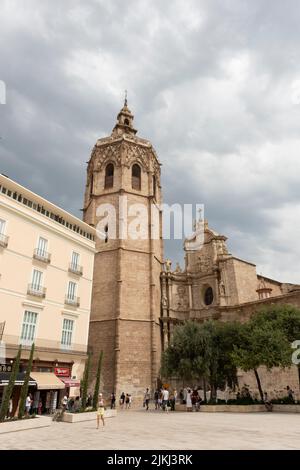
{"left": 54, "top": 367, "right": 81, "bottom": 399}
{"left": 0, "top": 371, "right": 37, "bottom": 416}
{"left": 29, "top": 372, "right": 65, "bottom": 414}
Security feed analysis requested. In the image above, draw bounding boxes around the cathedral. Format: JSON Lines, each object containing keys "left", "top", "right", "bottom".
{"left": 84, "top": 101, "right": 300, "bottom": 401}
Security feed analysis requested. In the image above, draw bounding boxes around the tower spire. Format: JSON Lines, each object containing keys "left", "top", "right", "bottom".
{"left": 112, "top": 93, "right": 137, "bottom": 136}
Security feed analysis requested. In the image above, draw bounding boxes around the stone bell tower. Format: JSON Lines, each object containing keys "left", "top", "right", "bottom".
{"left": 84, "top": 98, "right": 163, "bottom": 401}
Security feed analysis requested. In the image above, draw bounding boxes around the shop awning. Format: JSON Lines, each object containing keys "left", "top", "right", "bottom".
{"left": 30, "top": 372, "right": 65, "bottom": 390}
{"left": 59, "top": 378, "right": 81, "bottom": 388}
{"left": 0, "top": 372, "right": 36, "bottom": 387}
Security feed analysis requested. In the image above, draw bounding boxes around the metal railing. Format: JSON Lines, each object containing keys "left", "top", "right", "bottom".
{"left": 0, "top": 233, "right": 9, "bottom": 248}
{"left": 27, "top": 284, "right": 46, "bottom": 298}
{"left": 65, "top": 295, "right": 80, "bottom": 307}
{"left": 68, "top": 263, "right": 83, "bottom": 276}
{"left": 33, "top": 248, "right": 51, "bottom": 263}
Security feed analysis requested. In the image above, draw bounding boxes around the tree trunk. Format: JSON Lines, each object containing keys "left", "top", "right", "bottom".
{"left": 210, "top": 383, "right": 217, "bottom": 403}
{"left": 254, "top": 368, "right": 264, "bottom": 401}
{"left": 203, "top": 378, "right": 207, "bottom": 403}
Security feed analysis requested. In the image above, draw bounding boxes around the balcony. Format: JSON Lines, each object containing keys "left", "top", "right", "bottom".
{"left": 68, "top": 263, "right": 83, "bottom": 276}
{"left": 0, "top": 233, "right": 9, "bottom": 248}
{"left": 27, "top": 284, "right": 46, "bottom": 298}
{"left": 33, "top": 248, "right": 51, "bottom": 264}
{"left": 65, "top": 295, "right": 80, "bottom": 308}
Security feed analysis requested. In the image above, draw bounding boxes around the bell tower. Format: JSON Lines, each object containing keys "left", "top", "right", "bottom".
{"left": 84, "top": 99, "right": 163, "bottom": 401}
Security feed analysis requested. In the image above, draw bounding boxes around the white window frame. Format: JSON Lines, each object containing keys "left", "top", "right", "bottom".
{"left": 37, "top": 236, "right": 48, "bottom": 257}
{"left": 67, "top": 281, "right": 77, "bottom": 301}
{"left": 61, "top": 318, "right": 74, "bottom": 349}
{"left": 0, "top": 219, "right": 6, "bottom": 235}
{"left": 20, "top": 310, "right": 38, "bottom": 346}
{"left": 71, "top": 251, "right": 80, "bottom": 270}
{"left": 31, "top": 269, "right": 43, "bottom": 292}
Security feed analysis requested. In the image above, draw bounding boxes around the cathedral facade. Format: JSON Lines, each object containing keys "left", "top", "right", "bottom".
{"left": 85, "top": 103, "right": 300, "bottom": 400}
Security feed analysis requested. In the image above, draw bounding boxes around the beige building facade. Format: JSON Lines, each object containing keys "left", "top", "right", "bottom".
{"left": 0, "top": 174, "right": 95, "bottom": 413}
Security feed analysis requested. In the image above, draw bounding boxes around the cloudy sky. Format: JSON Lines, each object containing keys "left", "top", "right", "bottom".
{"left": 1, "top": 0, "right": 300, "bottom": 282}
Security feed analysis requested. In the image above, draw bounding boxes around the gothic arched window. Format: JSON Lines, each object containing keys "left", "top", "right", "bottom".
{"left": 204, "top": 287, "right": 214, "bottom": 306}
{"left": 132, "top": 164, "right": 141, "bottom": 190}
{"left": 105, "top": 163, "right": 114, "bottom": 189}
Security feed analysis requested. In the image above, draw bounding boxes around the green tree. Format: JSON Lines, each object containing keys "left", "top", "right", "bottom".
{"left": 161, "top": 320, "right": 240, "bottom": 402}
{"left": 81, "top": 352, "right": 92, "bottom": 411}
{"left": 93, "top": 351, "right": 103, "bottom": 410}
{"left": 161, "top": 321, "right": 209, "bottom": 384}
{"left": 0, "top": 345, "right": 22, "bottom": 422}
{"left": 18, "top": 343, "right": 35, "bottom": 419}
{"left": 232, "top": 321, "right": 291, "bottom": 400}
{"left": 201, "top": 320, "right": 241, "bottom": 401}
{"left": 249, "top": 305, "right": 300, "bottom": 389}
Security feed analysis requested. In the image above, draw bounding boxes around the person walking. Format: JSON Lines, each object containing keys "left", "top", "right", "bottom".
{"left": 191, "top": 389, "right": 199, "bottom": 412}
{"left": 158, "top": 390, "right": 163, "bottom": 410}
{"left": 186, "top": 389, "right": 192, "bottom": 412}
{"left": 96, "top": 393, "right": 105, "bottom": 429}
{"left": 120, "top": 392, "right": 125, "bottom": 409}
{"left": 162, "top": 387, "right": 169, "bottom": 411}
{"left": 25, "top": 394, "right": 32, "bottom": 416}
{"left": 125, "top": 394, "right": 130, "bottom": 409}
{"left": 144, "top": 388, "right": 151, "bottom": 410}
{"left": 154, "top": 389, "right": 159, "bottom": 410}
{"left": 169, "top": 393, "right": 176, "bottom": 411}
{"left": 128, "top": 394, "right": 132, "bottom": 408}
{"left": 61, "top": 395, "right": 68, "bottom": 410}
{"left": 87, "top": 393, "right": 92, "bottom": 407}
{"left": 110, "top": 392, "right": 116, "bottom": 409}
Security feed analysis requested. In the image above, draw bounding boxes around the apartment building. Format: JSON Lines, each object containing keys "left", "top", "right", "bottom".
{"left": 0, "top": 174, "right": 96, "bottom": 414}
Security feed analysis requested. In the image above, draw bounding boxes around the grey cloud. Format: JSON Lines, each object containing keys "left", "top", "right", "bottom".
{"left": 1, "top": 0, "right": 300, "bottom": 282}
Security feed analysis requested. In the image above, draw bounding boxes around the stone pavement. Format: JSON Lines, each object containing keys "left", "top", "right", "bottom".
{"left": 0, "top": 410, "right": 299, "bottom": 450}
{"left": 0, "top": 416, "right": 51, "bottom": 435}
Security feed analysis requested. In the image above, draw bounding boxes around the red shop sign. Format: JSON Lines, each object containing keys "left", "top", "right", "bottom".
{"left": 54, "top": 367, "right": 70, "bottom": 377}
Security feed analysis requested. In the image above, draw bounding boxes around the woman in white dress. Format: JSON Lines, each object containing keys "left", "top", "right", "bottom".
{"left": 186, "top": 388, "right": 192, "bottom": 412}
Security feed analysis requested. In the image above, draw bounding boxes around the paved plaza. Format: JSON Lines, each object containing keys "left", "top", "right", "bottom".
{"left": 0, "top": 410, "right": 299, "bottom": 450}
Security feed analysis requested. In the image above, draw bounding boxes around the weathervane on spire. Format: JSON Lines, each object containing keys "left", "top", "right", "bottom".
{"left": 124, "top": 89, "right": 128, "bottom": 106}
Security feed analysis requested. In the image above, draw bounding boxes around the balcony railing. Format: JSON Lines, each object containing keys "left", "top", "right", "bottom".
{"left": 27, "top": 284, "right": 46, "bottom": 298}
{"left": 68, "top": 263, "right": 83, "bottom": 276}
{"left": 0, "top": 233, "right": 9, "bottom": 248}
{"left": 33, "top": 248, "right": 51, "bottom": 263}
{"left": 65, "top": 296, "right": 80, "bottom": 307}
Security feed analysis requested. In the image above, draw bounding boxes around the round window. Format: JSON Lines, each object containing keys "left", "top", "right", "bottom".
{"left": 204, "top": 287, "right": 214, "bottom": 306}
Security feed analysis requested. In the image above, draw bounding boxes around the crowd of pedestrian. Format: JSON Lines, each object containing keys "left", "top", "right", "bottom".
{"left": 118, "top": 392, "right": 132, "bottom": 409}
{"left": 142, "top": 387, "right": 203, "bottom": 412}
